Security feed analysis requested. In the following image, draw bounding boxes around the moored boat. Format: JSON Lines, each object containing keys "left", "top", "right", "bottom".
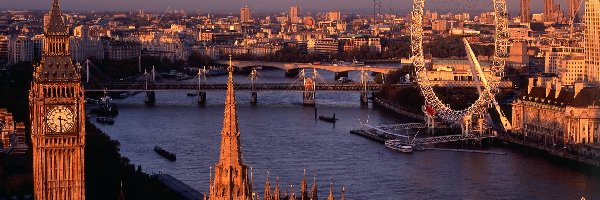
{"left": 154, "top": 146, "right": 176, "bottom": 161}
{"left": 96, "top": 116, "right": 114, "bottom": 125}
{"left": 318, "top": 114, "right": 337, "bottom": 123}
{"left": 385, "top": 140, "right": 413, "bottom": 153}
{"left": 187, "top": 91, "right": 198, "bottom": 96}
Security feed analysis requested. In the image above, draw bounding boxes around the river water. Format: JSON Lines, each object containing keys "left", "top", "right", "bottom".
{"left": 92, "top": 69, "right": 600, "bottom": 200}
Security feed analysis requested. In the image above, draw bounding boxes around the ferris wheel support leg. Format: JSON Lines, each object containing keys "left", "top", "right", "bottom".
{"left": 463, "top": 38, "right": 512, "bottom": 131}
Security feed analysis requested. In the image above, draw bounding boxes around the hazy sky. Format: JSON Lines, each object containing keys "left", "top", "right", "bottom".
{"left": 0, "top": 0, "right": 569, "bottom": 15}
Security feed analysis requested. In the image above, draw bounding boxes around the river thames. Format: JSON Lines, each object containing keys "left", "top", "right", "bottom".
{"left": 92, "top": 69, "right": 600, "bottom": 199}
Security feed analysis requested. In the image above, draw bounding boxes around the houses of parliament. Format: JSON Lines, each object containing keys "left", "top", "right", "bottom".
{"left": 28, "top": 0, "right": 345, "bottom": 199}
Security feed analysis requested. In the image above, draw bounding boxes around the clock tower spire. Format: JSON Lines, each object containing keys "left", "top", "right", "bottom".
{"left": 29, "top": 0, "right": 86, "bottom": 199}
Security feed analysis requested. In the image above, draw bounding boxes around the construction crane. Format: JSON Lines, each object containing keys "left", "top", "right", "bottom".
{"left": 568, "top": 0, "right": 584, "bottom": 40}
{"left": 158, "top": 7, "right": 170, "bottom": 22}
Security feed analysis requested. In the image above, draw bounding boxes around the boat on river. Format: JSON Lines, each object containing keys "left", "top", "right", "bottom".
{"left": 154, "top": 146, "right": 176, "bottom": 161}
{"left": 385, "top": 140, "right": 413, "bottom": 153}
{"left": 96, "top": 116, "right": 114, "bottom": 125}
{"left": 318, "top": 114, "right": 337, "bottom": 123}
{"left": 186, "top": 91, "right": 198, "bottom": 96}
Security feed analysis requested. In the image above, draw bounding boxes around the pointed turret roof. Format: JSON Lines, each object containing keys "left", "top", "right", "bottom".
{"left": 218, "top": 56, "right": 243, "bottom": 166}
{"left": 274, "top": 177, "right": 281, "bottom": 200}
{"left": 301, "top": 169, "right": 308, "bottom": 200}
{"left": 46, "top": 0, "right": 68, "bottom": 35}
{"left": 264, "top": 172, "right": 272, "bottom": 200}
{"left": 310, "top": 175, "right": 318, "bottom": 200}
{"left": 327, "top": 182, "right": 334, "bottom": 200}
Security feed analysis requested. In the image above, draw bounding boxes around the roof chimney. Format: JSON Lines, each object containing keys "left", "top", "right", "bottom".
{"left": 574, "top": 82, "right": 584, "bottom": 98}
{"left": 555, "top": 81, "right": 562, "bottom": 99}
{"left": 545, "top": 81, "right": 552, "bottom": 97}
{"left": 528, "top": 78, "right": 534, "bottom": 94}
{"left": 537, "top": 76, "right": 543, "bottom": 87}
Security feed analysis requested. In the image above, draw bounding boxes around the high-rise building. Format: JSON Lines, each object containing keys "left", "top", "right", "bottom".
{"left": 521, "top": 0, "right": 530, "bottom": 23}
{"left": 240, "top": 6, "right": 252, "bottom": 23}
{"left": 209, "top": 58, "right": 253, "bottom": 200}
{"left": 544, "top": 0, "right": 566, "bottom": 23}
{"left": 585, "top": 0, "right": 600, "bottom": 84}
{"left": 569, "top": 0, "right": 581, "bottom": 21}
{"left": 0, "top": 35, "right": 8, "bottom": 68}
{"left": 290, "top": 6, "right": 300, "bottom": 23}
{"left": 327, "top": 10, "right": 341, "bottom": 21}
{"left": 29, "top": 0, "right": 86, "bottom": 199}
{"left": 7, "top": 35, "right": 34, "bottom": 64}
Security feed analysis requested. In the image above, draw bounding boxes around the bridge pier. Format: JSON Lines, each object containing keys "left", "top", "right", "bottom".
{"left": 334, "top": 71, "right": 349, "bottom": 81}
{"left": 145, "top": 91, "right": 156, "bottom": 105}
{"left": 250, "top": 92, "right": 257, "bottom": 104}
{"left": 303, "top": 91, "right": 315, "bottom": 106}
{"left": 285, "top": 69, "right": 300, "bottom": 78}
{"left": 197, "top": 91, "right": 206, "bottom": 105}
{"left": 360, "top": 92, "right": 369, "bottom": 105}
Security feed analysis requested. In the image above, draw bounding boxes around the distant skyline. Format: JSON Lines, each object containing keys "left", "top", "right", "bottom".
{"left": 0, "top": 0, "right": 574, "bottom": 16}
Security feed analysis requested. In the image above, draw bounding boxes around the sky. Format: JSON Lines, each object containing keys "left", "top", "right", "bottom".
{"left": 0, "top": 0, "right": 572, "bottom": 15}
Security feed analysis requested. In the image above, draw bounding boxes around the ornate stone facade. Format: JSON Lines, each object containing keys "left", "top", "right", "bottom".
{"left": 512, "top": 78, "right": 600, "bottom": 145}
{"left": 29, "top": 0, "right": 86, "bottom": 199}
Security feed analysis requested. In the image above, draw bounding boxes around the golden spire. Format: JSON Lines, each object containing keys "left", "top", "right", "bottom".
{"left": 210, "top": 55, "right": 252, "bottom": 200}
{"left": 218, "top": 54, "right": 242, "bottom": 166}
{"left": 311, "top": 175, "right": 318, "bottom": 200}
{"left": 274, "top": 177, "right": 281, "bottom": 200}
{"left": 340, "top": 187, "right": 345, "bottom": 200}
{"left": 301, "top": 169, "right": 308, "bottom": 200}
{"left": 46, "top": 0, "right": 68, "bottom": 35}
{"left": 327, "top": 182, "right": 334, "bottom": 200}
{"left": 264, "top": 172, "right": 272, "bottom": 200}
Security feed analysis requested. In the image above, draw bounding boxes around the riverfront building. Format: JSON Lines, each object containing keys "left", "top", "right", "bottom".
{"left": 511, "top": 78, "right": 600, "bottom": 146}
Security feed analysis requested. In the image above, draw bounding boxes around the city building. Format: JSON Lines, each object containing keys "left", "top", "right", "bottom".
{"left": 338, "top": 34, "right": 382, "bottom": 52}
{"left": 0, "top": 108, "right": 28, "bottom": 156}
{"left": 290, "top": 6, "right": 300, "bottom": 23}
{"left": 585, "top": 0, "right": 600, "bottom": 84}
{"left": 521, "top": 0, "right": 531, "bottom": 23}
{"left": 29, "top": 0, "right": 86, "bottom": 198}
{"left": 544, "top": 0, "right": 565, "bottom": 23}
{"left": 104, "top": 40, "right": 141, "bottom": 60}
{"left": 139, "top": 32, "right": 187, "bottom": 61}
{"left": 70, "top": 25, "right": 104, "bottom": 62}
{"left": 241, "top": 6, "right": 252, "bottom": 23}
{"left": 7, "top": 35, "right": 34, "bottom": 64}
{"left": 0, "top": 35, "right": 8, "bottom": 68}
{"left": 327, "top": 10, "right": 341, "bottom": 21}
{"left": 512, "top": 78, "right": 600, "bottom": 145}
{"left": 307, "top": 38, "right": 339, "bottom": 55}
{"left": 544, "top": 46, "right": 587, "bottom": 85}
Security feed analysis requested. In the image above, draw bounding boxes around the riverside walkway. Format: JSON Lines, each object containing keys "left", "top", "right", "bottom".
{"left": 156, "top": 173, "right": 203, "bottom": 200}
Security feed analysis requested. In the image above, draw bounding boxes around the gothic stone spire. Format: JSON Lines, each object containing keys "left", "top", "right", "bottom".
{"left": 327, "top": 182, "right": 334, "bottom": 200}
{"left": 46, "top": 0, "right": 68, "bottom": 35}
{"left": 301, "top": 169, "right": 308, "bottom": 200}
{"left": 310, "top": 176, "right": 318, "bottom": 200}
{"left": 210, "top": 56, "right": 252, "bottom": 200}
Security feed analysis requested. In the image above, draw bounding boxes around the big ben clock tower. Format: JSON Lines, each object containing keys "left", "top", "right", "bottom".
{"left": 29, "top": 0, "right": 86, "bottom": 199}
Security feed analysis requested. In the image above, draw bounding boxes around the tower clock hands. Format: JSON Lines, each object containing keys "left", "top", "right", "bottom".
{"left": 57, "top": 115, "right": 64, "bottom": 133}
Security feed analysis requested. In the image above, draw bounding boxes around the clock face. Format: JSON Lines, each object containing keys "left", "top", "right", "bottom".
{"left": 45, "top": 106, "right": 76, "bottom": 133}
